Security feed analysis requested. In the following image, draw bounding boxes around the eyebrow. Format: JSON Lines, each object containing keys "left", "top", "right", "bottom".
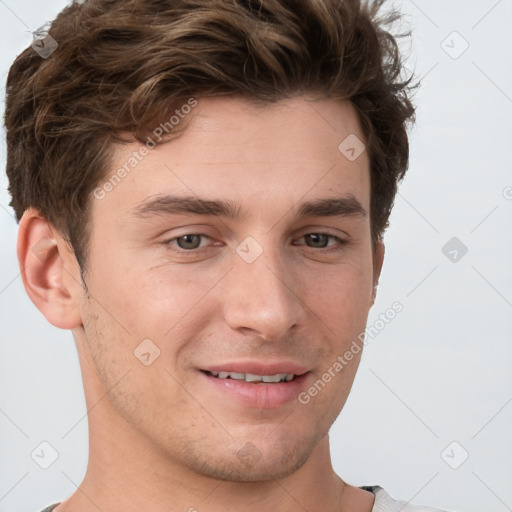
{"left": 130, "top": 194, "right": 367, "bottom": 220}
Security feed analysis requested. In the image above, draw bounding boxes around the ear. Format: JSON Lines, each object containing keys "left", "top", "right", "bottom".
{"left": 371, "top": 239, "right": 385, "bottom": 305}
{"left": 17, "top": 208, "right": 84, "bottom": 329}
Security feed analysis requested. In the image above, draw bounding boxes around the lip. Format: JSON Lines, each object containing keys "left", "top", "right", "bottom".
{"left": 198, "top": 361, "right": 311, "bottom": 409}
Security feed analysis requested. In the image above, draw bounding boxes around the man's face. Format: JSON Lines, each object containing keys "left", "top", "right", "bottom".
{"left": 78, "top": 96, "right": 381, "bottom": 481}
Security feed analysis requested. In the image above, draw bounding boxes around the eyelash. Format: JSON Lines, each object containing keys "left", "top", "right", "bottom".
{"left": 163, "top": 232, "right": 347, "bottom": 256}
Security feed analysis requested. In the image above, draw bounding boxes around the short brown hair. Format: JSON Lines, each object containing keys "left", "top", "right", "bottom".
{"left": 5, "top": 0, "right": 415, "bottom": 276}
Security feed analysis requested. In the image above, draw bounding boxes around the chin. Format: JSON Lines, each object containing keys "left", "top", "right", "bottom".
{"left": 182, "top": 435, "right": 319, "bottom": 482}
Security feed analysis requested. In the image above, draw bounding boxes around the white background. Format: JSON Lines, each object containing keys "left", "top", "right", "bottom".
{"left": 1, "top": 1, "right": 511, "bottom": 511}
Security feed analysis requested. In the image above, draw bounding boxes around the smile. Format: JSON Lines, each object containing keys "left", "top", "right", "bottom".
{"left": 206, "top": 371, "right": 297, "bottom": 383}
{"left": 200, "top": 369, "right": 311, "bottom": 408}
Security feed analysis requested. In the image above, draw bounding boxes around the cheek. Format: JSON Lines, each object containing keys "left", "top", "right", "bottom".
{"left": 299, "top": 258, "right": 374, "bottom": 330}
{"left": 79, "top": 294, "right": 191, "bottom": 420}
{"left": 84, "top": 249, "right": 195, "bottom": 339}
{"left": 78, "top": 298, "right": 133, "bottom": 402}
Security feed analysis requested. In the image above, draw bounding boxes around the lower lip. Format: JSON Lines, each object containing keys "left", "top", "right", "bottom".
{"left": 200, "top": 371, "right": 311, "bottom": 409}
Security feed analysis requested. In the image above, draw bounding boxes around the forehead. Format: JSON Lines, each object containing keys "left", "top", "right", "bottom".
{"left": 93, "top": 95, "right": 370, "bottom": 224}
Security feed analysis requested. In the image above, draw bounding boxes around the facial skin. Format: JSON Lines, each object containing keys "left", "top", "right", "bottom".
{"left": 19, "top": 96, "right": 383, "bottom": 512}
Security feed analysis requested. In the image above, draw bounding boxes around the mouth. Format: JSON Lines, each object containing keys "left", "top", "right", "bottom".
{"left": 203, "top": 370, "right": 300, "bottom": 383}
{"left": 198, "top": 367, "right": 311, "bottom": 409}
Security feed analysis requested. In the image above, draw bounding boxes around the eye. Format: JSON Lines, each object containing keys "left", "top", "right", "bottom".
{"left": 294, "top": 232, "right": 346, "bottom": 250}
{"left": 165, "top": 234, "right": 212, "bottom": 252}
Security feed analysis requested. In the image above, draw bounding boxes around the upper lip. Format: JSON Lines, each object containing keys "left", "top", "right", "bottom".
{"left": 201, "top": 361, "right": 310, "bottom": 376}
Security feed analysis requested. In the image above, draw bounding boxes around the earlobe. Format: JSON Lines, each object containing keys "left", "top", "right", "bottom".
{"left": 17, "top": 208, "right": 83, "bottom": 330}
{"left": 371, "top": 240, "right": 385, "bottom": 305}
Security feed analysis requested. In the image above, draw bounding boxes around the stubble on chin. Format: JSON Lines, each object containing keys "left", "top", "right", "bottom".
{"left": 177, "top": 427, "right": 325, "bottom": 483}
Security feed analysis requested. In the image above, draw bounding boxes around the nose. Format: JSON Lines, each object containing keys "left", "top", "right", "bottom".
{"left": 222, "top": 241, "right": 305, "bottom": 341}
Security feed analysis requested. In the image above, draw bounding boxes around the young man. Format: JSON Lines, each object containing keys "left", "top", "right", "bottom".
{"left": 5, "top": 0, "right": 455, "bottom": 511}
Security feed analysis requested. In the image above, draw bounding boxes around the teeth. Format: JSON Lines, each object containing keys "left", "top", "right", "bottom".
{"left": 261, "top": 374, "right": 283, "bottom": 383}
{"left": 209, "top": 371, "right": 296, "bottom": 383}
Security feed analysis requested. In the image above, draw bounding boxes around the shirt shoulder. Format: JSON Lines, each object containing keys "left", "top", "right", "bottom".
{"left": 361, "top": 485, "right": 455, "bottom": 512}
{"left": 39, "top": 504, "right": 60, "bottom": 512}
